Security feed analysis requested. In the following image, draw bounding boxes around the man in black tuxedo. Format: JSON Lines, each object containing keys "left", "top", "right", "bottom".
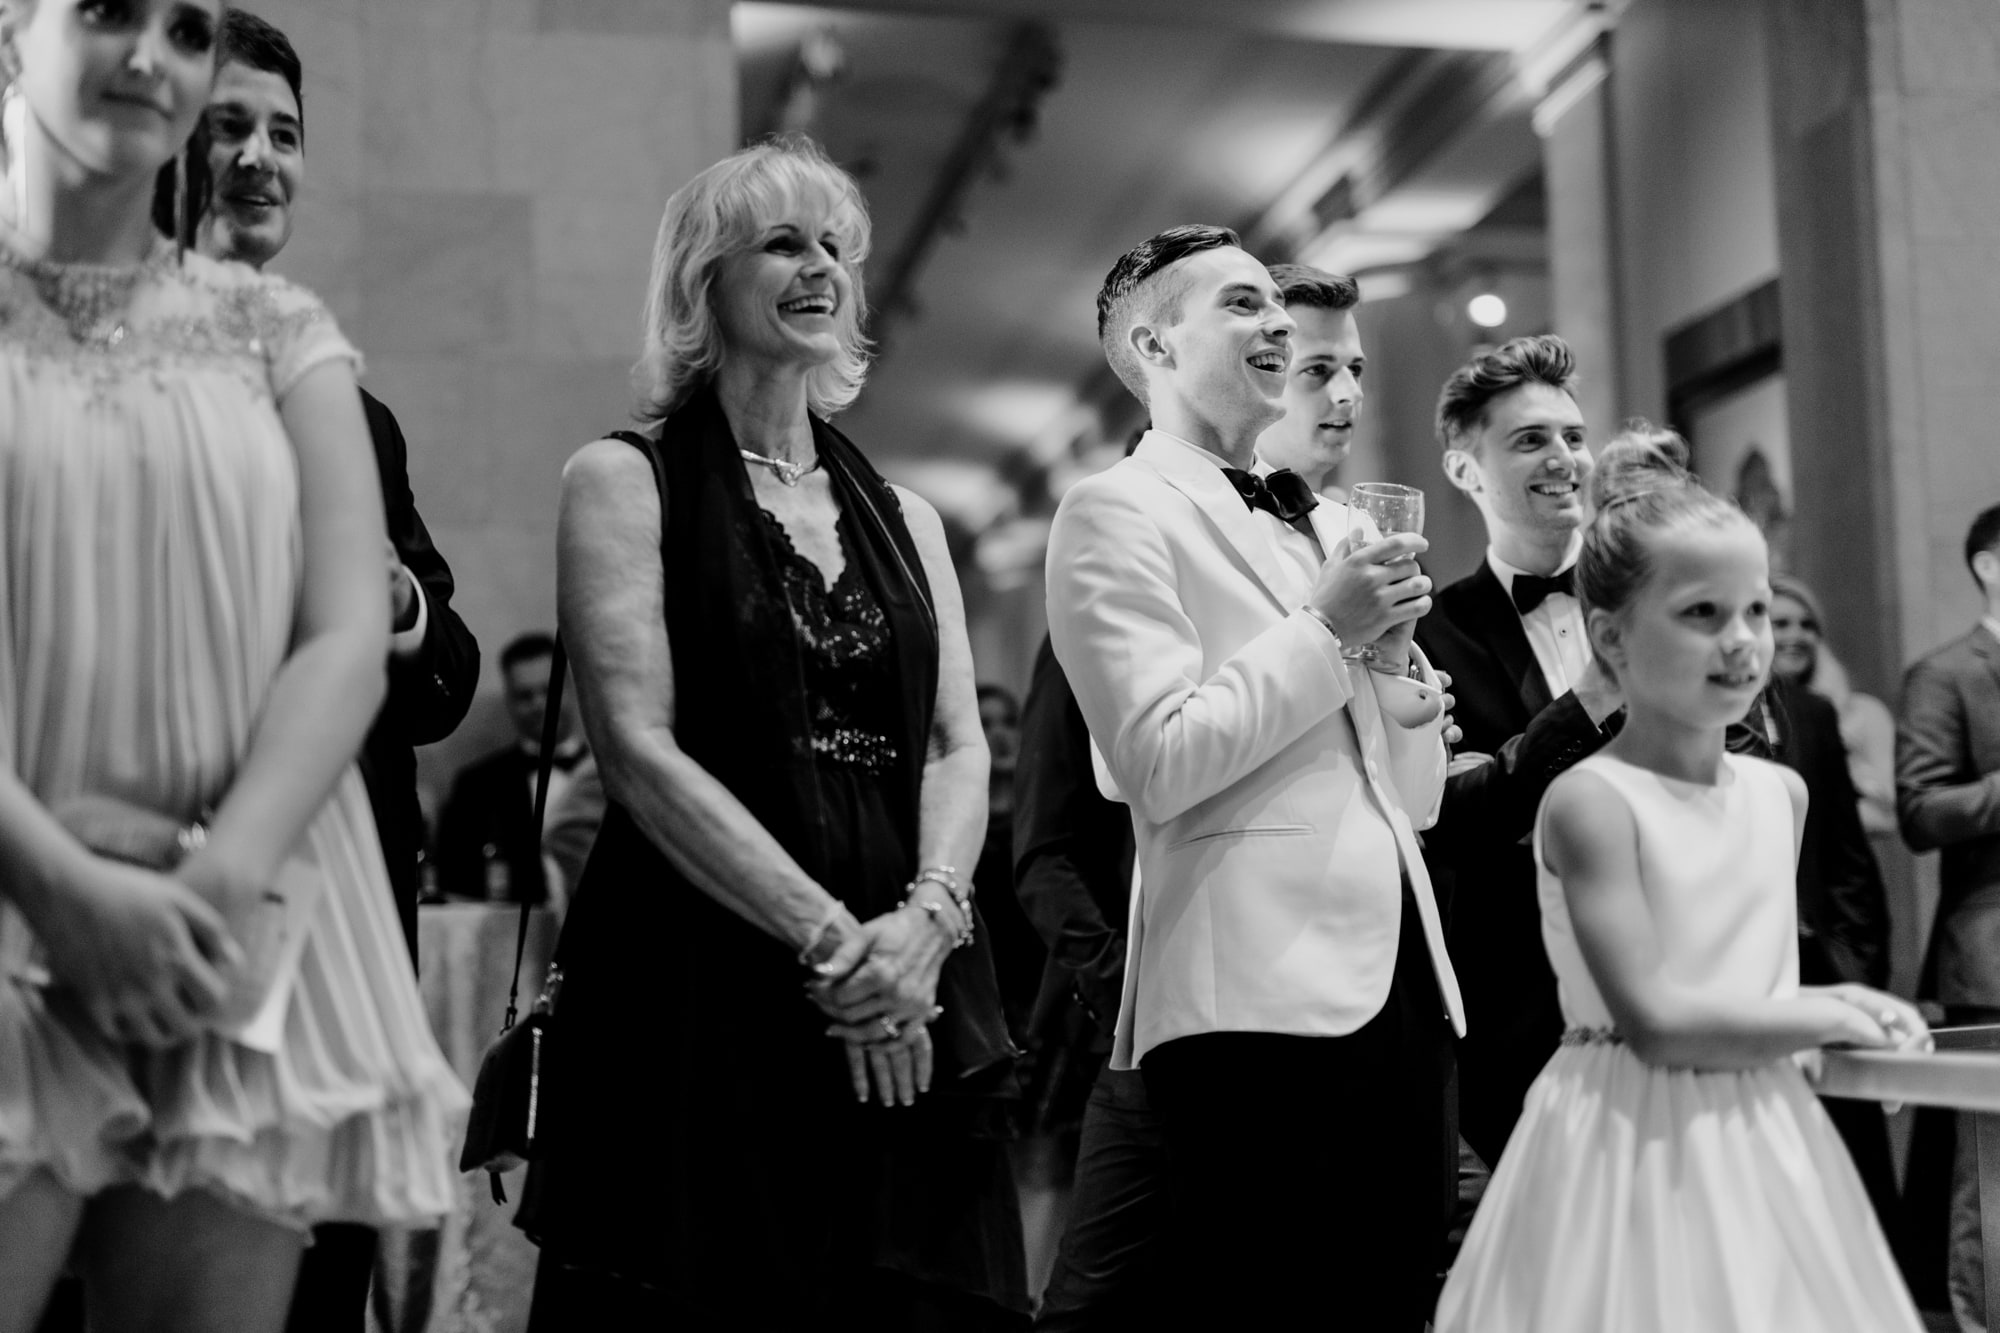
{"left": 194, "top": 13, "right": 480, "bottom": 1333}
{"left": 436, "top": 633, "right": 582, "bottom": 905}
{"left": 1898, "top": 501, "right": 2000, "bottom": 1329}
{"left": 1415, "top": 335, "right": 1623, "bottom": 1169}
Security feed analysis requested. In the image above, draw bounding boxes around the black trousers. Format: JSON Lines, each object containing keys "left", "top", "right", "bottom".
{"left": 1140, "top": 893, "right": 1456, "bottom": 1331}
{"left": 282, "top": 1222, "right": 376, "bottom": 1333}
{"left": 526, "top": 1256, "right": 1030, "bottom": 1331}
{"left": 1034, "top": 1066, "right": 1173, "bottom": 1330}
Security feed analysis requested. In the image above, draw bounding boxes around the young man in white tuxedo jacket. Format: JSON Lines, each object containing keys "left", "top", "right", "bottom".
{"left": 1045, "top": 228, "right": 1461, "bottom": 1329}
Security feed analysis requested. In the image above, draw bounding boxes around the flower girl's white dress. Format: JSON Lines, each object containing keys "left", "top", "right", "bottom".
{"left": 1434, "top": 751, "right": 1921, "bottom": 1332}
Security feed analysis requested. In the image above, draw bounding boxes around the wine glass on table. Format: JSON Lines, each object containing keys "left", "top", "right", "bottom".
{"left": 1344, "top": 482, "right": 1425, "bottom": 669}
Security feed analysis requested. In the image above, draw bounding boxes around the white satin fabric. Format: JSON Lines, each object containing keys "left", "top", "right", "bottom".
{"left": 1435, "top": 753, "right": 1921, "bottom": 1332}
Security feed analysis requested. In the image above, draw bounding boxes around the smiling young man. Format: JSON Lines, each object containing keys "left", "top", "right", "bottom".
{"left": 1414, "top": 335, "right": 1624, "bottom": 1171}
{"left": 1254, "top": 263, "right": 1365, "bottom": 491}
{"left": 1045, "top": 226, "right": 1459, "bottom": 1328}
{"left": 193, "top": 14, "right": 480, "bottom": 1333}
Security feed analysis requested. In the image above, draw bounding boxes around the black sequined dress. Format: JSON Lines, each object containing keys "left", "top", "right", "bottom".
{"left": 518, "top": 390, "right": 1026, "bottom": 1328}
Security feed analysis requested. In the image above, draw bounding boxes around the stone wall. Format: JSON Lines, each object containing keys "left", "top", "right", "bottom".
{"left": 240, "top": 0, "right": 736, "bottom": 795}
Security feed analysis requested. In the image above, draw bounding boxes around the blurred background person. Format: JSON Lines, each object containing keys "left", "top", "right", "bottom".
{"left": 538, "top": 751, "right": 603, "bottom": 919}
{"left": 516, "top": 136, "right": 1027, "bottom": 1329}
{"left": 1897, "top": 502, "right": 2000, "bottom": 1333}
{"left": 434, "top": 633, "right": 581, "bottom": 905}
{"left": 1772, "top": 575, "right": 1899, "bottom": 838}
{"left": 974, "top": 682, "right": 1043, "bottom": 1042}
{"left": 0, "top": 0, "right": 465, "bottom": 1327}
{"left": 1755, "top": 603, "right": 1905, "bottom": 1274}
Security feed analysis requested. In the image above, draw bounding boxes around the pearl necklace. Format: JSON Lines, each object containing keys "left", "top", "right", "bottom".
{"left": 0, "top": 232, "right": 173, "bottom": 348}
{"left": 739, "top": 447, "right": 820, "bottom": 487}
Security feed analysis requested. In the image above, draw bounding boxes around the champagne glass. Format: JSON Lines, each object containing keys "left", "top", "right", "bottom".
{"left": 1345, "top": 482, "right": 1425, "bottom": 667}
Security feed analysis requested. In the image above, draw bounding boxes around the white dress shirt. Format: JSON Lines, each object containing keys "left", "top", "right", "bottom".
{"left": 1486, "top": 536, "right": 1589, "bottom": 699}
{"left": 1984, "top": 615, "right": 2000, "bottom": 648}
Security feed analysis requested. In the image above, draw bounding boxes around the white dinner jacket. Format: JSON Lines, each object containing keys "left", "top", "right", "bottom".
{"left": 1045, "top": 431, "right": 1464, "bottom": 1068}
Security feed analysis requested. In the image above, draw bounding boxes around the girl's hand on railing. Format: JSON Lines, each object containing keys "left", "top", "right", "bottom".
{"left": 1812, "top": 984, "right": 1933, "bottom": 1053}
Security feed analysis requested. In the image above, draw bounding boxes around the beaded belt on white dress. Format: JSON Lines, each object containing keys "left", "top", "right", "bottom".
{"left": 1558, "top": 1026, "right": 1625, "bottom": 1047}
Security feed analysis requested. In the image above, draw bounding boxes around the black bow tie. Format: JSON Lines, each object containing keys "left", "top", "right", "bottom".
{"left": 1222, "top": 467, "right": 1320, "bottom": 524}
{"left": 1510, "top": 568, "right": 1575, "bottom": 615}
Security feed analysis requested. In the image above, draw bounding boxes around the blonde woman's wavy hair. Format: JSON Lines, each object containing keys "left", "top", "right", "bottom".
{"left": 632, "top": 135, "right": 873, "bottom": 424}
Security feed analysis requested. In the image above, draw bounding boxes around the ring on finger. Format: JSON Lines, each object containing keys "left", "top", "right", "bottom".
{"left": 879, "top": 1016, "right": 902, "bottom": 1041}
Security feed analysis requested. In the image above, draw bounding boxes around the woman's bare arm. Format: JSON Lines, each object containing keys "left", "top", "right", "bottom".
{"left": 184, "top": 364, "right": 387, "bottom": 899}
{"left": 900, "top": 485, "right": 990, "bottom": 893}
{"left": 556, "top": 439, "right": 863, "bottom": 960}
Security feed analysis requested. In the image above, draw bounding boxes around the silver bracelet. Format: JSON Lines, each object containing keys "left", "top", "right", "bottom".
{"left": 1300, "top": 605, "right": 1342, "bottom": 647}
{"left": 905, "top": 879, "right": 973, "bottom": 949}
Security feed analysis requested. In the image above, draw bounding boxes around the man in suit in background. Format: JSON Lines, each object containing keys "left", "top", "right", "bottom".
{"left": 1414, "top": 335, "right": 1623, "bottom": 1170}
{"left": 188, "top": 12, "right": 482, "bottom": 1333}
{"left": 1898, "top": 501, "right": 2000, "bottom": 1333}
{"left": 436, "top": 633, "right": 582, "bottom": 905}
{"left": 1047, "top": 225, "right": 1457, "bottom": 1327}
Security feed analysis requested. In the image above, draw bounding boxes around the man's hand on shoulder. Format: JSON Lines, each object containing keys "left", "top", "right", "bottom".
{"left": 1575, "top": 656, "right": 1623, "bottom": 727}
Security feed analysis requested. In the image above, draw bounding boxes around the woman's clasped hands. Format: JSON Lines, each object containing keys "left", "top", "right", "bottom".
{"left": 30, "top": 795, "right": 245, "bottom": 1048}
{"left": 803, "top": 883, "right": 965, "bottom": 1108}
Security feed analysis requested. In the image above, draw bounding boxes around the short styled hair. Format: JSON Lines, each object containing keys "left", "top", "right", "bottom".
{"left": 218, "top": 9, "right": 304, "bottom": 125}
{"left": 1434, "top": 334, "right": 1577, "bottom": 450}
{"left": 1095, "top": 224, "right": 1240, "bottom": 406}
{"left": 1967, "top": 503, "right": 2000, "bottom": 587}
{"left": 1267, "top": 263, "right": 1359, "bottom": 313}
{"left": 500, "top": 632, "right": 558, "bottom": 675}
{"left": 632, "top": 134, "right": 872, "bottom": 424}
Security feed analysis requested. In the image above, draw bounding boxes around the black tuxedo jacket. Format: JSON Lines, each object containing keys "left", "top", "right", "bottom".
{"left": 436, "top": 745, "right": 548, "bottom": 906}
{"left": 356, "top": 389, "right": 479, "bottom": 960}
{"left": 1897, "top": 626, "right": 2000, "bottom": 1007}
{"left": 1012, "top": 635, "right": 1135, "bottom": 1055}
{"left": 1415, "top": 560, "right": 1610, "bottom": 1165}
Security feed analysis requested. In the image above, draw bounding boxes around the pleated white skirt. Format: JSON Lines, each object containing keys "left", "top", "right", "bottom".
{"left": 0, "top": 771, "right": 469, "bottom": 1230}
{"left": 1434, "top": 1038, "right": 1921, "bottom": 1333}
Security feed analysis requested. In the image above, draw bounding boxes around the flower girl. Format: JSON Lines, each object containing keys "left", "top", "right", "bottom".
{"left": 1433, "top": 429, "right": 1926, "bottom": 1332}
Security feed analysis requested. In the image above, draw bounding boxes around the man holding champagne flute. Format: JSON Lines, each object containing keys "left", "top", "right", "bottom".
{"left": 1046, "top": 232, "right": 1458, "bottom": 1328}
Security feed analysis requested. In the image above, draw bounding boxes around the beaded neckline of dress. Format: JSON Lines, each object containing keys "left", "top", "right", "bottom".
{"left": 0, "top": 227, "right": 174, "bottom": 348}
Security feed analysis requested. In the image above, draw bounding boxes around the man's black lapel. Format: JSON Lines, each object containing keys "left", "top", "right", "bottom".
{"left": 1462, "top": 563, "right": 1553, "bottom": 717}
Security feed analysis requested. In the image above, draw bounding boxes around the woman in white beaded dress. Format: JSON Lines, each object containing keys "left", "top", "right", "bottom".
{"left": 0, "top": 3, "right": 465, "bottom": 1330}
{"left": 1434, "top": 432, "right": 1928, "bottom": 1332}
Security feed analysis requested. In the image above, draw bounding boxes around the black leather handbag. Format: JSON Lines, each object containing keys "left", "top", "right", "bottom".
{"left": 458, "top": 640, "right": 568, "bottom": 1203}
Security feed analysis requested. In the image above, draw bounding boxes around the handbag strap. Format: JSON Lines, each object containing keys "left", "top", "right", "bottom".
{"left": 500, "top": 636, "right": 568, "bottom": 1032}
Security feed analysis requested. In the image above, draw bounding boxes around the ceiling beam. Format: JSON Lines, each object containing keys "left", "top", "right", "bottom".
{"left": 797, "top": 0, "right": 1577, "bottom": 51}
{"left": 871, "top": 21, "right": 1062, "bottom": 343}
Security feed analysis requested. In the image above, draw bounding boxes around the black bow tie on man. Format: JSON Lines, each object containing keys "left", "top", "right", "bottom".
{"left": 1222, "top": 467, "right": 1320, "bottom": 525}
{"left": 1510, "top": 568, "right": 1575, "bottom": 615}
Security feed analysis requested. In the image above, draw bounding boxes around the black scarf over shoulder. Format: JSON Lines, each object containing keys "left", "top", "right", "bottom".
{"left": 624, "top": 385, "right": 1016, "bottom": 1091}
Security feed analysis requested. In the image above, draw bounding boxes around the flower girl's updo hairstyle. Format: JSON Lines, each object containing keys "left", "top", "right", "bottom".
{"left": 1575, "top": 421, "right": 1756, "bottom": 673}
